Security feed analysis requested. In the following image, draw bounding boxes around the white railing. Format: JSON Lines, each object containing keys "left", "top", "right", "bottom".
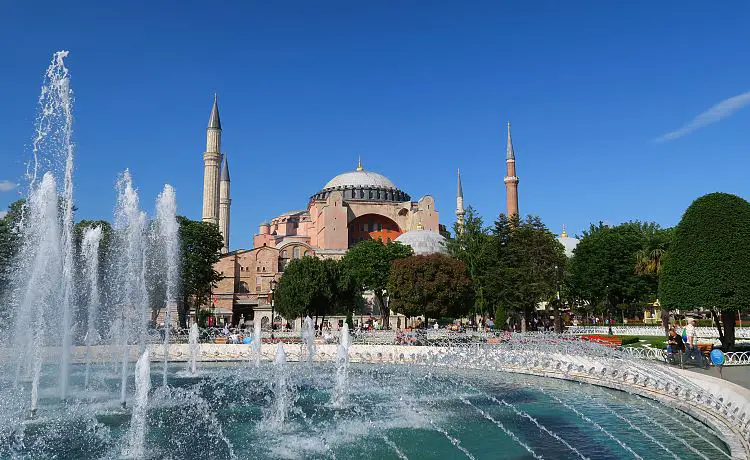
{"left": 566, "top": 325, "right": 750, "bottom": 338}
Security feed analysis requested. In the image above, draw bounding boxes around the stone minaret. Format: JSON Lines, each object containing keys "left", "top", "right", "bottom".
{"left": 219, "top": 156, "right": 231, "bottom": 253}
{"left": 202, "top": 94, "right": 223, "bottom": 225}
{"left": 503, "top": 122, "right": 519, "bottom": 218}
{"left": 455, "top": 168, "right": 465, "bottom": 233}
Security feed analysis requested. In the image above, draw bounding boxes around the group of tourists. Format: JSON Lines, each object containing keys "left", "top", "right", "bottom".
{"left": 666, "top": 317, "right": 710, "bottom": 368}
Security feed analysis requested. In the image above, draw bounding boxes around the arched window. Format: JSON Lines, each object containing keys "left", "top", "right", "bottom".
{"left": 293, "top": 247, "right": 300, "bottom": 258}
{"left": 238, "top": 281, "right": 249, "bottom": 293}
{"left": 304, "top": 250, "right": 310, "bottom": 257}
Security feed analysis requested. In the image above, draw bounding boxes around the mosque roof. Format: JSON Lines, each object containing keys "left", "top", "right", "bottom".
{"left": 395, "top": 230, "right": 448, "bottom": 255}
{"left": 322, "top": 160, "right": 398, "bottom": 191}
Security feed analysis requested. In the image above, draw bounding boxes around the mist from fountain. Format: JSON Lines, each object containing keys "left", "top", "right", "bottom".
{"left": 81, "top": 225, "right": 103, "bottom": 388}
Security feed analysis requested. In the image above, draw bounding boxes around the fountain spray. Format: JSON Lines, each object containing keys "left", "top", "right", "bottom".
{"left": 155, "top": 184, "right": 179, "bottom": 386}
{"left": 81, "top": 225, "right": 103, "bottom": 388}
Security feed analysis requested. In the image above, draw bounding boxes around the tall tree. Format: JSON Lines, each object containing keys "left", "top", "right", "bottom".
{"left": 484, "top": 214, "right": 566, "bottom": 331}
{"left": 567, "top": 221, "right": 659, "bottom": 320}
{"left": 446, "top": 206, "right": 493, "bottom": 320}
{"left": 275, "top": 256, "right": 361, "bottom": 322}
{"left": 0, "top": 200, "right": 25, "bottom": 299}
{"left": 388, "top": 254, "right": 474, "bottom": 321}
{"left": 340, "top": 239, "right": 412, "bottom": 326}
{"left": 177, "top": 216, "right": 223, "bottom": 327}
{"left": 660, "top": 193, "right": 750, "bottom": 350}
{"left": 633, "top": 225, "right": 674, "bottom": 335}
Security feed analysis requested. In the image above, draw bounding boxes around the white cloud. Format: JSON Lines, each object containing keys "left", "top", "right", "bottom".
{"left": 0, "top": 211, "right": 7, "bottom": 218}
{"left": 0, "top": 180, "right": 17, "bottom": 192}
{"left": 655, "top": 91, "right": 750, "bottom": 142}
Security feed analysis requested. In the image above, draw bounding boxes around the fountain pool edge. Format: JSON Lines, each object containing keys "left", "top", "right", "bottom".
{"left": 7, "top": 342, "right": 749, "bottom": 459}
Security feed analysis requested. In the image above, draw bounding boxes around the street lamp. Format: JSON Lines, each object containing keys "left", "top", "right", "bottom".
{"left": 270, "top": 278, "right": 278, "bottom": 338}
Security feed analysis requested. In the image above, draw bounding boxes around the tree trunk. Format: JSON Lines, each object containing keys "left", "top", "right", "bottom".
{"left": 720, "top": 310, "right": 736, "bottom": 351}
{"left": 661, "top": 308, "right": 670, "bottom": 338}
{"left": 375, "top": 292, "right": 388, "bottom": 329}
{"left": 711, "top": 309, "right": 725, "bottom": 346}
{"left": 553, "top": 302, "right": 562, "bottom": 333}
{"left": 178, "top": 295, "right": 189, "bottom": 328}
{"left": 521, "top": 307, "right": 529, "bottom": 333}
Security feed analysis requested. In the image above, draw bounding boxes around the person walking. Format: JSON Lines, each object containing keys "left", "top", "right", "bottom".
{"left": 685, "top": 318, "right": 707, "bottom": 368}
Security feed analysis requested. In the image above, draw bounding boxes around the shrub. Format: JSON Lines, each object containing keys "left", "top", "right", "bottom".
{"left": 620, "top": 336, "right": 640, "bottom": 346}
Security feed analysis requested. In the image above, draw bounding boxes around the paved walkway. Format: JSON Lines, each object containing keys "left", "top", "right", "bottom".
{"left": 688, "top": 365, "right": 750, "bottom": 390}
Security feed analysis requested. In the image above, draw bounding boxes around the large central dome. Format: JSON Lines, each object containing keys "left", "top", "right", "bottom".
{"left": 323, "top": 169, "right": 397, "bottom": 190}
{"left": 311, "top": 160, "right": 410, "bottom": 203}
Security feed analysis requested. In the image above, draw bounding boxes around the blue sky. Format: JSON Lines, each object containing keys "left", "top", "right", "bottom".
{"left": 1, "top": 1, "right": 749, "bottom": 249}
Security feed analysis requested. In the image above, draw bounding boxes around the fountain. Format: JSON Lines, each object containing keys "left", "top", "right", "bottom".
{"left": 301, "top": 315, "right": 315, "bottom": 364}
{"left": 331, "top": 322, "right": 350, "bottom": 407}
{"left": 125, "top": 350, "right": 151, "bottom": 459}
{"left": 155, "top": 184, "right": 179, "bottom": 386}
{"left": 81, "top": 225, "right": 103, "bottom": 388}
{"left": 0, "top": 51, "right": 746, "bottom": 460}
{"left": 188, "top": 322, "right": 199, "bottom": 375}
{"left": 252, "top": 319, "right": 262, "bottom": 367}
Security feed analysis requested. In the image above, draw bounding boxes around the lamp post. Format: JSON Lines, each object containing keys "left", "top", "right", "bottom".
{"left": 270, "top": 279, "right": 277, "bottom": 339}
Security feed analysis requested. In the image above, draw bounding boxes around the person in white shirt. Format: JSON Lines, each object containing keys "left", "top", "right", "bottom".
{"left": 685, "top": 318, "right": 705, "bottom": 366}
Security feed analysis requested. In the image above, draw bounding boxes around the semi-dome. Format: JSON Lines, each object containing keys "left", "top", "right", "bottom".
{"left": 395, "top": 230, "right": 447, "bottom": 255}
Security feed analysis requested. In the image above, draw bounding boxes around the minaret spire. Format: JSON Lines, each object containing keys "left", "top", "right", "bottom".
{"left": 503, "top": 121, "right": 519, "bottom": 218}
{"left": 506, "top": 121, "right": 515, "bottom": 160}
{"left": 219, "top": 156, "right": 231, "bottom": 253}
{"left": 208, "top": 93, "right": 221, "bottom": 129}
{"left": 202, "top": 94, "right": 223, "bottom": 225}
{"left": 356, "top": 155, "right": 363, "bottom": 171}
{"left": 456, "top": 168, "right": 465, "bottom": 233}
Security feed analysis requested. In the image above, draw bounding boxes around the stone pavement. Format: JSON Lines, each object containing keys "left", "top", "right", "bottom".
{"left": 689, "top": 365, "right": 750, "bottom": 390}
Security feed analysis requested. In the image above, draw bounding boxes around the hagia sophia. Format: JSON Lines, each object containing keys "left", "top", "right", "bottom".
{"left": 198, "top": 97, "right": 576, "bottom": 328}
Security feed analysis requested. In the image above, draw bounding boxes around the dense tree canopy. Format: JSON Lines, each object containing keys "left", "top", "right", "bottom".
{"left": 446, "top": 207, "right": 494, "bottom": 317}
{"left": 660, "top": 193, "right": 750, "bottom": 349}
{"left": 177, "top": 216, "right": 223, "bottom": 327}
{"left": 388, "top": 254, "right": 474, "bottom": 320}
{"left": 567, "top": 221, "right": 668, "bottom": 315}
{"left": 274, "top": 256, "right": 361, "bottom": 321}
{"left": 0, "top": 200, "right": 25, "bottom": 299}
{"left": 483, "top": 214, "right": 567, "bottom": 331}
{"left": 340, "top": 239, "right": 412, "bottom": 324}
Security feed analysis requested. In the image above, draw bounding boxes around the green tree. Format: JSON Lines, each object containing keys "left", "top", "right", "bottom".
{"left": 177, "top": 216, "right": 223, "bottom": 327}
{"left": 340, "top": 239, "right": 412, "bottom": 327}
{"left": 484, "top": 215, "right": 566, "bottom": 331}
{"left": 0, "top": 200, "right": 25, "bottom": 299}
{"left": 388, "top": 254, "right": 474, "bottom": 321}
{"left": 659, "top": 193, "right": 750, "bottom": 350}
{"left": 446, "top": 206, "right": 493, "bottom": 321}
{"left": 567, "top": 221, "right": 660, "bottom": 322}
{"left": 275, "top": 256, "right": 361, "bottom": 323}
{"left": 633, "top": 225, "right": 674, "bottom": 335}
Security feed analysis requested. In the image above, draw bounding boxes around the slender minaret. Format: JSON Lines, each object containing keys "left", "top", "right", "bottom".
{"left": 455, "top": 168, "right": 465, "bottom": 234}
{"left": 219, "top": 156, "right": 231, "bottom": 253}
{"left": 202, "top": 94, "right": 223, "bottom": 225}
{"left": 503, "top": 122, "right": 519, "bottom": 218}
